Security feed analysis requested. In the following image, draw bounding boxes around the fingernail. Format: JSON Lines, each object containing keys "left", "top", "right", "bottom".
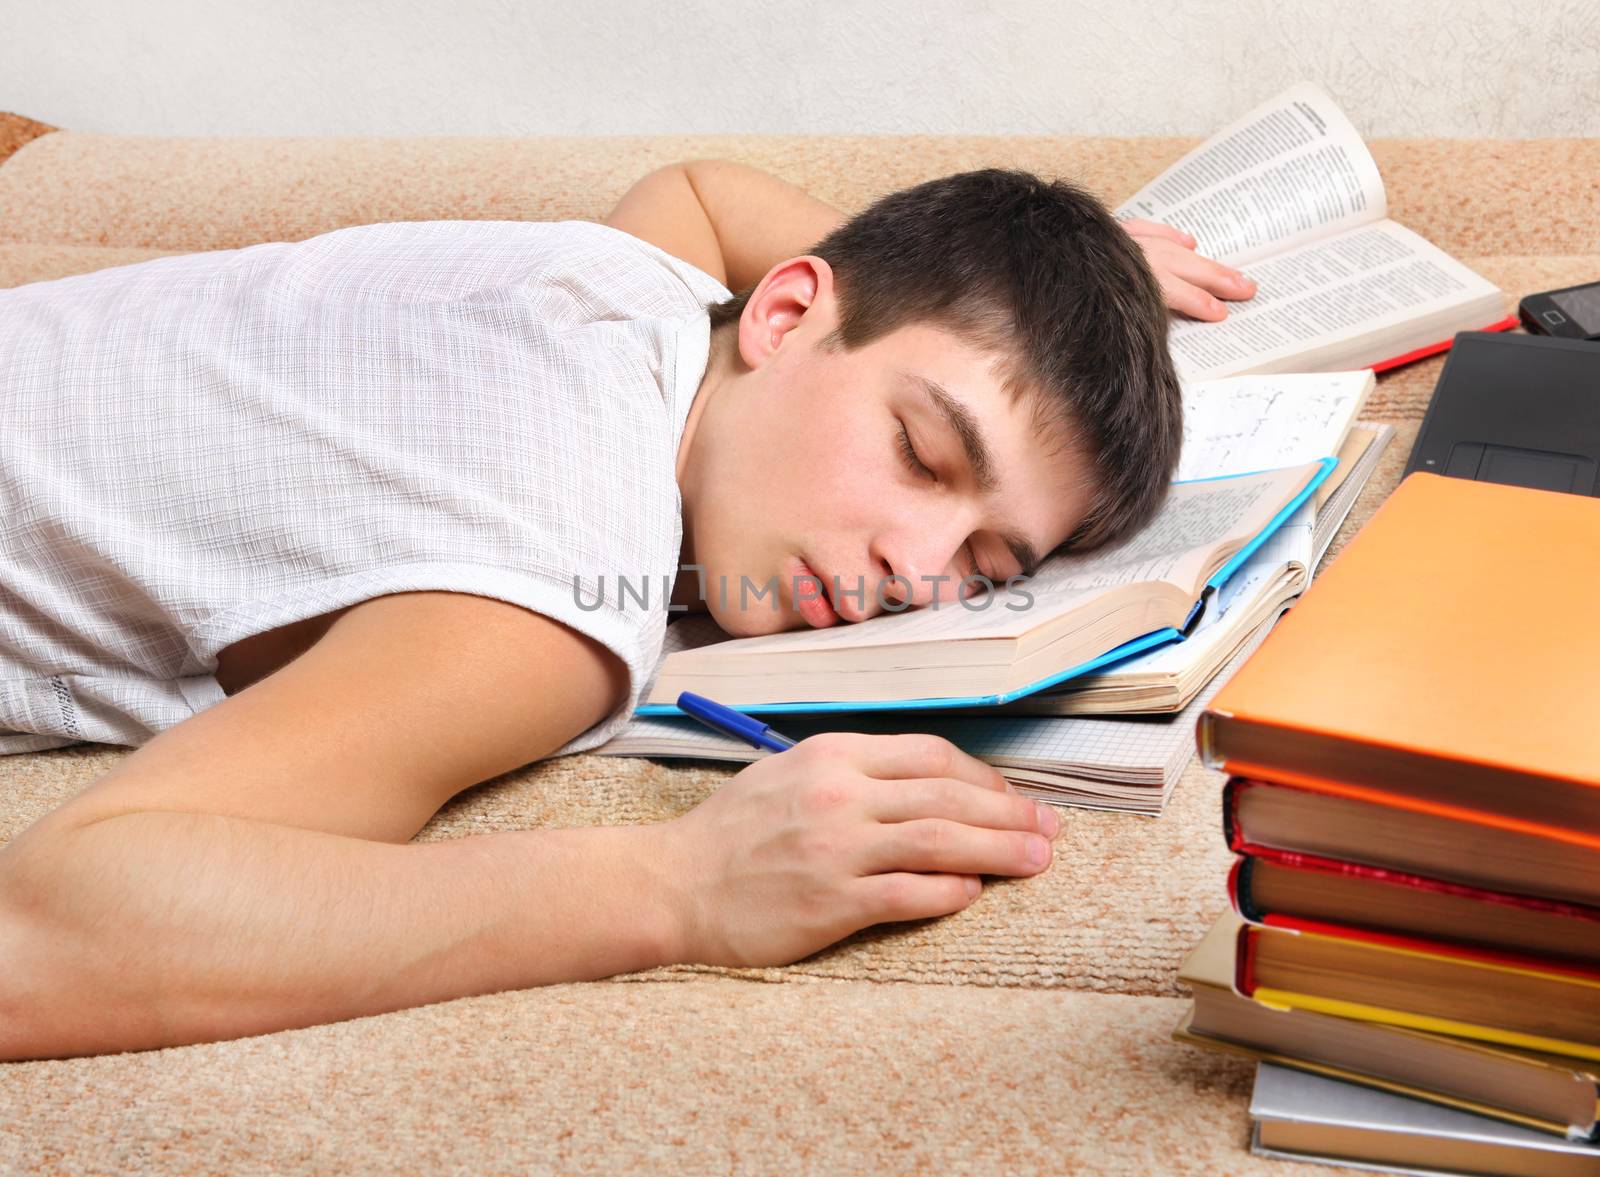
{"left": 1027, "top": 835, "right": 1049, "bottom": 866}
{"left": 1035, "top": 801, "right": 1060, "bottom": 837}
{"left": 965, "top": 876, "right": 982, "bottom": 898}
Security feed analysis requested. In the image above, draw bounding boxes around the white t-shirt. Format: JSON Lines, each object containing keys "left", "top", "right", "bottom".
{"left": 0, "top": 218, "right": 733, "bottom": 756}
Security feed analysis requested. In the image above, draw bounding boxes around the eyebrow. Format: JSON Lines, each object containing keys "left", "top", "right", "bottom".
{"left": 900, "top": 369, "right": 1043, "bottom": 578}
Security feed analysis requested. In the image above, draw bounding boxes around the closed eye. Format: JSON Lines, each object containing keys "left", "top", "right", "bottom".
{"left": 896, "top": 420, "right": 935, "bottom": 480}
{"left": 898, "top": 421, "right": 989, "bottom": 580}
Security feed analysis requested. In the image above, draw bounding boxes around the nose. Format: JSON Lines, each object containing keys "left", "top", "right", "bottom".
{"left": 870, "top": 515, "right": 976, "bottom": 611}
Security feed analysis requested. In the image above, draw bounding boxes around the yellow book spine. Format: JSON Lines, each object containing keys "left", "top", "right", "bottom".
{"left": 1251, "top": 987, "right": 1600, "bottom": 1063}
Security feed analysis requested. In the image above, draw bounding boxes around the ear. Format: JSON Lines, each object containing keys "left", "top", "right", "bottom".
{"left": 736, "top": 255, "right": 837, "bottom": 370}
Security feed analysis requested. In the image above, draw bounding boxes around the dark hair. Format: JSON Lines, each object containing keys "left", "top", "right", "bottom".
{"left": 706, "top": 168, "right": 1182, "bottom": 553}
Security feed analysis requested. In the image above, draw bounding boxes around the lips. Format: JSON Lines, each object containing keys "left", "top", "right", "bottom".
{"left": 792, "top": 558, "right": 841, "bottom": 628}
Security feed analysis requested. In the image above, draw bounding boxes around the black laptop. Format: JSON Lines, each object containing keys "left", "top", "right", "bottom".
{"left": 1404, "top": 332, "right": 1600, "bottom": 497}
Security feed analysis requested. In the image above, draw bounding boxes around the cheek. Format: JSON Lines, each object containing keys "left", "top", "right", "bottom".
{"left": 712, "top": 369, "right": 898, "bottom": 543}
{"left": 753, "top": 403, "right": 880, "bottom": 506}
{"left": 798, "top": 433, "right": 893, "bottom": 537}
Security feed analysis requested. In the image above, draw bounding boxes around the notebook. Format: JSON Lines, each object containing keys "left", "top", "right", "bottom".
{"left": 1404, "top": 332, "right": 1600, "bottom": 497}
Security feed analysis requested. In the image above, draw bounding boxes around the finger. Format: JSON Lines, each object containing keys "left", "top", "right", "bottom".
{"left": 1156, "top": 273, "right": 1230, "bottom": 321}
{"left": 1122, "top": 218, "right": 1197, "bottom": 248}
{"left": 1140, "top": 239, "right": 1255, "bottom": 301}
{"left": 826, "top": 731, "right": 1012, "bottom": 794}
{"left": 856, "top": 816, "right": 1052, "bottom": 878}
{"left": 864, "top": 775, "right": 1059, "bottom": 837}
{"left": 1148, "top": 243, "right": 1257, "bottom": 301}
{"left": 850, "top": 871, "right": 984, "bottom": 926}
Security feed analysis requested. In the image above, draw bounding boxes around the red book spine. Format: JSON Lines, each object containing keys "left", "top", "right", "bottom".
{"left": 1235, "top": 922, "right": 1257, "bottom": 995}
{"left": 1221, "top": 776, "right": 1247, "bottom": 850}
{"left": 1237, "top": 845, "right": 1600, "bottom": 924}
{"left": 1368, "top": 315, "right": 1519, "bottom": 373}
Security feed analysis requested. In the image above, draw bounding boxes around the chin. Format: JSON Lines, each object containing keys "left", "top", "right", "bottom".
{"left": 695, "top": 555, "right": 803, "bottom": 637}
{"left": 705, "top": 599, "right": 799, "bottom": 638}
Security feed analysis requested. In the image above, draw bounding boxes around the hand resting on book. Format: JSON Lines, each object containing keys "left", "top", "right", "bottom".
{"left": 1121, "top": 216, "right": 1258, "bottom": 322}
{"left": 651, "top": 731, "right": 1063, "bottom": 969}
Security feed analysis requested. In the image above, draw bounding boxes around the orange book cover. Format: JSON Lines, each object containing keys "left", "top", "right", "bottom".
{"left": 1198, "top": 472, "right": 1600, "bottom": 842}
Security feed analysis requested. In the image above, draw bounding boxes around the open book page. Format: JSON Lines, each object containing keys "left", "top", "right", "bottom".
{"left": 1024, "top": 463, "right": 1313, "bottom": 597}
{"left": 1143, "top": 500, "right": 1311, "bottom": 640}
{"left": 1178, "top": 371, "right": 1374, "bottom": 481}
{"left": 1114, "top": 81, "right": 1386, "bottom": 268}
{"left": 652, "top": 428, "right": 1358, "bottom": 660}
{"left": 1164, "top": 219, "right": 1506, "bottom": 381}
{"left": 1033, "top": 498, "right": 1314, "bottom": 691}
{"left": 658, "top": 611, "right": 729, "bottom": 659}
{"left": 661, "top": 463, "right": 1319, "bottom": 656}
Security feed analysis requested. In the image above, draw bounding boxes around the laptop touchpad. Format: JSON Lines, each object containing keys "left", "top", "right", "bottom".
{"left": 1447, "top": 441, "right": 1597, "bottom": 493}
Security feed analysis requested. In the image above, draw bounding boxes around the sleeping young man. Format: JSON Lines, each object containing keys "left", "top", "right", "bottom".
{"left": 0, "top": 159, "right": 1256, "bottom": 1059}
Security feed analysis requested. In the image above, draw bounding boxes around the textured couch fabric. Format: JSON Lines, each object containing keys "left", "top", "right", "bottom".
{"left": 1, "top": 115, "right": 1595, "bottom": 1174}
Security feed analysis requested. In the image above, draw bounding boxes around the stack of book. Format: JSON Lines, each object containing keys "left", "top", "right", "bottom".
{"left": 594, "top": 80, "right": 1517, "bottom": 815}
{"left": 1175, "top": 472, "right": 1600, "bottom": 1172}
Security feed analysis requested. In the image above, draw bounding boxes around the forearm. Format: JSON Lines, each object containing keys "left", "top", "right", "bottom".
{"left": 0, "top": 810, "right": 681, "bottom": 1060}
{"left": 681, "top": 160, "right": 846, "bottom": 291}
{"left": 610, "top": 160, "right": 846, "bottom": 292}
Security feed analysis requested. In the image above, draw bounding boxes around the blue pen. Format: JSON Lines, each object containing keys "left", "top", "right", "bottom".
{"left": 677, "top": 691, "right": 797, "bottom": 753}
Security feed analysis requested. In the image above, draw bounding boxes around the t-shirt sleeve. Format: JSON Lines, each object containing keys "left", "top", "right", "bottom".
{"left": 575, "top": 219, "right": 738, "bottom": 310}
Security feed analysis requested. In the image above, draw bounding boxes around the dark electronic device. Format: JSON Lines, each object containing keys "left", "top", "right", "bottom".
{"left": 1518, "top": 278, "right": 1600, "bottom": 341}
{"left": 1404, "top": 332, "right": 1600, "bottom": 497}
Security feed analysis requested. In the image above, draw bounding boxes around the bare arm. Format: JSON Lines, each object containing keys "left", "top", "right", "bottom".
{"left": 0, "top": 808, "right": 677, "bottom": 1059}
{"left": 602, "top": 159, "right": 847, "bottom": 291}
{"left": 0, "top": 597, "right": 1058, "bottom": 1061}
{"left": 0, "top": 591, "right": 680, "bottom": 1060}
{"left": 603, "top": 160, "right": 1256, "bottom": 320}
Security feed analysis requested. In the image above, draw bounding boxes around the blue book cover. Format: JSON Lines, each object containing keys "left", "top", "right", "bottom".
{"left": 638, "top": 456, "right": 1336, "bottom": 718}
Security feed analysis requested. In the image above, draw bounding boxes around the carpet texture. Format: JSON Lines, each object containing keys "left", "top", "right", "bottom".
{"left": 2, "top": 114, "right": 1594, "bottom": 1174}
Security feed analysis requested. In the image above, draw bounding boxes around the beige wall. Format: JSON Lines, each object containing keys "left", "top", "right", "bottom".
{"left": 3, "top": 0, "right": 1597, "bottom": 138}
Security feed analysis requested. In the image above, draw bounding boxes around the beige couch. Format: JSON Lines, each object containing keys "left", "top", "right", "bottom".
{"left": 1, "top": 112, "right": 1596, "bottom": 1174}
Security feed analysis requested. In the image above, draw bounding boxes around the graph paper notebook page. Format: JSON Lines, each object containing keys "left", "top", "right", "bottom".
{"left": 639, "top": 459, "right": 1329, "bottom": 711}
{"left": 1175, "top": 370, "right": 1372, "bottom": 481}
{"left": 1116, "top": 81, "right": 1510, "bottom": 380}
